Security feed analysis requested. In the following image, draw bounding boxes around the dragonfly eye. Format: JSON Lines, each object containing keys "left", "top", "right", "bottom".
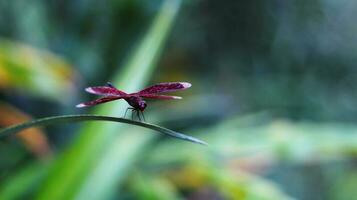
{"left": 138, "top": 101, "right": 147, "bottom": 111}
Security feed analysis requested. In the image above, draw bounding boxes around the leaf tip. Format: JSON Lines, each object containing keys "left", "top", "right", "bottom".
{"left": 194, "top": 139, "right": 208, "bottom": 146}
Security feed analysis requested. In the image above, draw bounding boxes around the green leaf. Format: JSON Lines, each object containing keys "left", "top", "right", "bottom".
{"left": 0, "top": 162, "right": 48, "bottom": 200}
{"left": 129, "top": 172, "right": 181, "bottom": 200}
{"left": 0, "top": 114, "right": 207, "bottom": 145}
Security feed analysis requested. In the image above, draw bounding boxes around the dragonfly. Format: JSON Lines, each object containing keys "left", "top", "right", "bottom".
{"left": 76, "top": 82, "right": 191, "bottom": 121}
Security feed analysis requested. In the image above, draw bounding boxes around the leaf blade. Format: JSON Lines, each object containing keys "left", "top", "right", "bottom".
{"left": 0, "top": 114, "right": 207, "bottom": 145}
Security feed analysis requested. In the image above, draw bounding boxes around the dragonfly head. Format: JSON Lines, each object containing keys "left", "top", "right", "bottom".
{"left": 138, "top": 100, "right": 147, "bottom": 111}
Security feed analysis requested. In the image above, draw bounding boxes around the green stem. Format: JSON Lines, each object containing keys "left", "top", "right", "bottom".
{"left": 0, "top": 114, "right": 207, "bottom": 145}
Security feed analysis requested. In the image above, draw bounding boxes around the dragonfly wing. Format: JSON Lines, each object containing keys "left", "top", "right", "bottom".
{"left": 85, "top": 86, "right": 127, "bottom": 96}
{"left": 138, "top": 82, "right": 191, "bottom": 95}
{"left": 140, "top": 94, "right": 182, "bottom": 100}
{"left": 76, "top": 96, "right": 122, "bottom": 107}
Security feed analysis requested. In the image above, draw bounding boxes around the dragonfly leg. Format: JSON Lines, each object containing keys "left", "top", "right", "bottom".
{"left": 136, "top": 109, "right": 142, "bottom": 121}
{"left": 131, "top": 109, "right": 135, "bottom": 120}
{"left": 124, "top": 107, "right": 133, "bottom": 119}
{"left": 128, "top": 108, "right": 144, "bottom": 121}
{"left": 139, "top": 111, "right": 146, "bottom": 122}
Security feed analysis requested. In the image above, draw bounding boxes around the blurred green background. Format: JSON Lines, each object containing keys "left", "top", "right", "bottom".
{"left": 1, "top": 0, "right": 357, "bottom": 199}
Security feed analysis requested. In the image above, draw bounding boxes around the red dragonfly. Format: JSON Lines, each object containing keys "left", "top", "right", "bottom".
{"left": 76, "top": 82, "right": 191, "bottom": 121}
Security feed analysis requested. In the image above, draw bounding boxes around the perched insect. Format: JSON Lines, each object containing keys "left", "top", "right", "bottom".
{"left": 76, "top": 82, "right": 191, "bottom": 121}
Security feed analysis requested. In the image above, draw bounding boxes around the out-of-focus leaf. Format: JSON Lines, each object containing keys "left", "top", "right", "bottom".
{"left": 158, "top": 163, "right": 294, "bottom": 200}
{"left": 129, "top": 171, "right": 181, "bottom": 200}
{"left": 331, "top": 172, "right": 357, "bottom": 200}
{"left": 0, "top": 114, "right": 207, "bottom": 145}
{"left": 0, "top": 162, "right": 48, "bottom": 200}
{"left": 140, "top": 116, "right": 356, "bottom": 199}
{"left": 138, "top": 160, "right": 292, "bottom": 200}
{"left": 0, "top": 101, "right": 51, "bottom": 158}
{"left": 148, "top": 115, "right": 357, "bottom": 168}
{"left": 0, "top": 38, "right": 77, "bottom": 102}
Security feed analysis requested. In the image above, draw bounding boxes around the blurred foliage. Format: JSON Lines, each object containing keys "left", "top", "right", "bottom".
{"left": 0, "top": 162, "right": 48, "bottom": 200}
{"left": 0, "top": 38, "right": 76, "bottom": 102}
{"left": 0, "top": 102, "right": 51, "bottom": 158}
{"left": 1, "top": 0, "right": 357, "bottom": 200}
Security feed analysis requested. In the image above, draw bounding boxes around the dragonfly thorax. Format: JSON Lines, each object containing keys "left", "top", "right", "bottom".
{"left": 125, "top": 96, "right": 147, "bottom": 111}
